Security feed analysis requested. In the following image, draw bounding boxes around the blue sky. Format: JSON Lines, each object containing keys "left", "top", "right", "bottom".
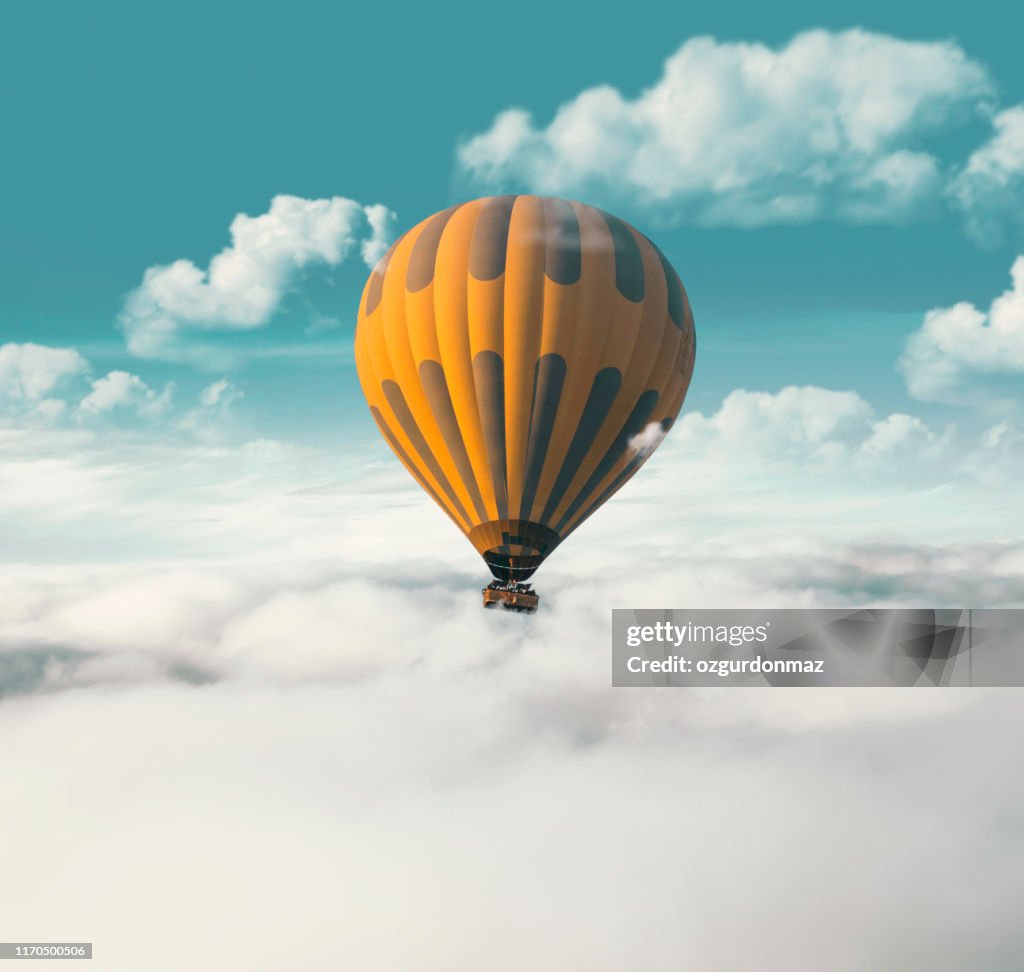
{"left": 4, "top": 1, "right": 1024, "bottom": 442}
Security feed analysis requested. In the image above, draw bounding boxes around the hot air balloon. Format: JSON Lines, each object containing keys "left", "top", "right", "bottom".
{"left": 354, "top": 195, "right": 695, "bottom": 611}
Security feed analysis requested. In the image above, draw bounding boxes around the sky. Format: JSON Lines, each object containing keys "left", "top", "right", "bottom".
{"left": 3, "top": 3, "right": 1024, "bottom": 969}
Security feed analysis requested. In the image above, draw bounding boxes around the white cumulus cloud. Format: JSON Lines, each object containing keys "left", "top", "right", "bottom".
{"left": 0, "top": 343, "right": 88, "bottom": 403}
{"left": 458, "top": 29, "right": 993, "bottom": 227}
{"left": 119, "top": 195, "right": 396, "bottom": 363}
{"left": 948, "top": 106, "right": 1024, "bottom": 246}
{"left": 0, "top": 343, "right": 243, "bottom": 437}
{"left": 675, "top": 385, "right": 874, "bottom": 460}
{"left": 77, "top": 370, "right": 174, "bottom": 419}
{"left": 900, "top": 256, "right": 1024, "bottom": 403}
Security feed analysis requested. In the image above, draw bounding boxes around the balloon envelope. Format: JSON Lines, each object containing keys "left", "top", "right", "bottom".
{"left": 355, "top": 195, "right": 695, "bottom": 582}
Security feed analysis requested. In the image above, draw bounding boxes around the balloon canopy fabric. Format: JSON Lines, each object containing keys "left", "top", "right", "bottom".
{"left": 355, "top": 195, "right": 696, "bottom": 583}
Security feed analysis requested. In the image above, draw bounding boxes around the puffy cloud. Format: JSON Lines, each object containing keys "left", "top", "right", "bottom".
{"left": 675, "top": 385, "right": 874, "bottom": 459}
{"left": 0, "top": 342, "right": 87, "bottom": 403}
{"left": 900, "top": 256, "right": 1024, "bottom": 403}
{"left": 602, "top": 384, "right": 1023, "bottom": 551}
{"left": 76, "top": 370, "right": 174, "bottom": 419}
{"left": 859, "top": 412, "right": 943, "bottom": 460}
{"left": 0, "top": 342, "right": 244, "bottom": 439}
{"left": 119, "top": 195, "right": 395, "bottom": 363}
{"left": 667, "top": 385, "right": 951, "bottom": 478}
{"left": 458, "top": 30, "right": 992, "bottom": 227}
{"left": 0, "top": 343, "right": 177, "bottom": 426}
{"left": 948, "top": 106, "right": 1024, "bottom": 246}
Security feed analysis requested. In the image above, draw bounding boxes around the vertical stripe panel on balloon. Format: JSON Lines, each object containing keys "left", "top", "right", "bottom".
{"left": 380, "top": 379, "right": 473, "bottom": 528}
{"left": 472, "top": 349, "right": 508, "bottom": 521}
{"left": 405, "top": 207, "right": 457, "bottom": 364}
{"left": 418, "top": 360, "right": 488, "bottom": 523}
{"left": 544, "top": 214, "right": 648, "bottom": 525}
{"left": 403, "top": 206, "right": 490, "bottom": 524}
{"left": 359, "top": 314, "right": 469, "bottom": 532}
{"left": 539, "top": 366, "right": 622, "bottom": 525}
{"left": 560, "top": 299, "right": 692, "bottom": 541}
{"left": 518, "top": 352, "right": 567, "bottom": 527}
{"left": 467, "top": 196, "right": 515, "bottom": 523}
{"left": 526, "top": 203, "right": 617, "bottom": 524}
{"left": 562, "top": 370, "right": 685, "bottom": 540}
{"left": 432, "top": 200, "right": 500, "bottom": 538}
{"left": 621, "top": 236, "right": 676, "bottom": 406}
{"left": 381, "top": 220, "right": 480, "bottom": 525}
{"left": 518, "top": 197, "right": 582, "bottom": 552}
{"left": 552, "top": 235, "right": 671, "bottom": 528}
{"left": 555, "top": 389, "right": 660, "bottom": 535}
{"left": 560, "top": 371, "right": 684, "bottom": 539}
{"left": 360, "top": 242, "right": 461, "bottom": 519}
{"left": 502, "top": 196, "right": 546, "bottom": 528}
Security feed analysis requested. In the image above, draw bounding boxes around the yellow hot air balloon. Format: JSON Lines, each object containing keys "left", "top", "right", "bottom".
{"left": 355, "top": 195, "right": 695, "bottom": 611}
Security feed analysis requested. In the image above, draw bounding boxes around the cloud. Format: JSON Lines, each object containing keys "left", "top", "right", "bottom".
{"left": 177, "top": 379, "right": 245, "bottom": 439}
{"left": 0, "top": 342, "right": 244, "bottom": 442}
{"left": 0, "top": 343, "right": 178, "bottom": 426}
{"left": 900, "top": 256, "right": 1024, "bottom": 403}
{"left": 859, "top": 412, "right": 943, "bottom": 460}
{"left": 1, "top": 674, "right": 1021, "bottom": 971}
{"left": 119, "top": 195, "right": 396, "bottom": 364}
{"left": 627, "top": 421, "right": 668, "bottom": 458}
{"left": 948, "top": 106, "right": 1024, "bottom": 246}
{"left": 2, "top": 526, "right": 1024, "bottom": 970}
{"left": 0, "top": 376, "right": 1017, "bottom": 568}
{"left": 676, "top": 385, "right": 874, "bottom": 458}
{"left": 361, "top": 203, "right": 399, "bottom": 265}
{"left": 0, "top": 342, "right": 87, "bottom": 404}
{"left": 76, "top": 370, "right": 174, "bottom": 419}
{"left": 198, "top": 378, "right": 241, "bottom": 409}
{"left": 4, "top": 538, "right": 1024, "bottom": 693}
{"left": 666, "top": 385, "right": 952, "bottom": 480}
{"left": 458, "top": 29, "right": 993, "bottom": 227}
{"left": 2, "top": 373, "right": 1024, "bottom": 968}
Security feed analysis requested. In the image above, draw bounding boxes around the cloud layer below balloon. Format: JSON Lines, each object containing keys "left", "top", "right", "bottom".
{"left": 4, "top": 350, "right": 1024, "bottom": 968}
